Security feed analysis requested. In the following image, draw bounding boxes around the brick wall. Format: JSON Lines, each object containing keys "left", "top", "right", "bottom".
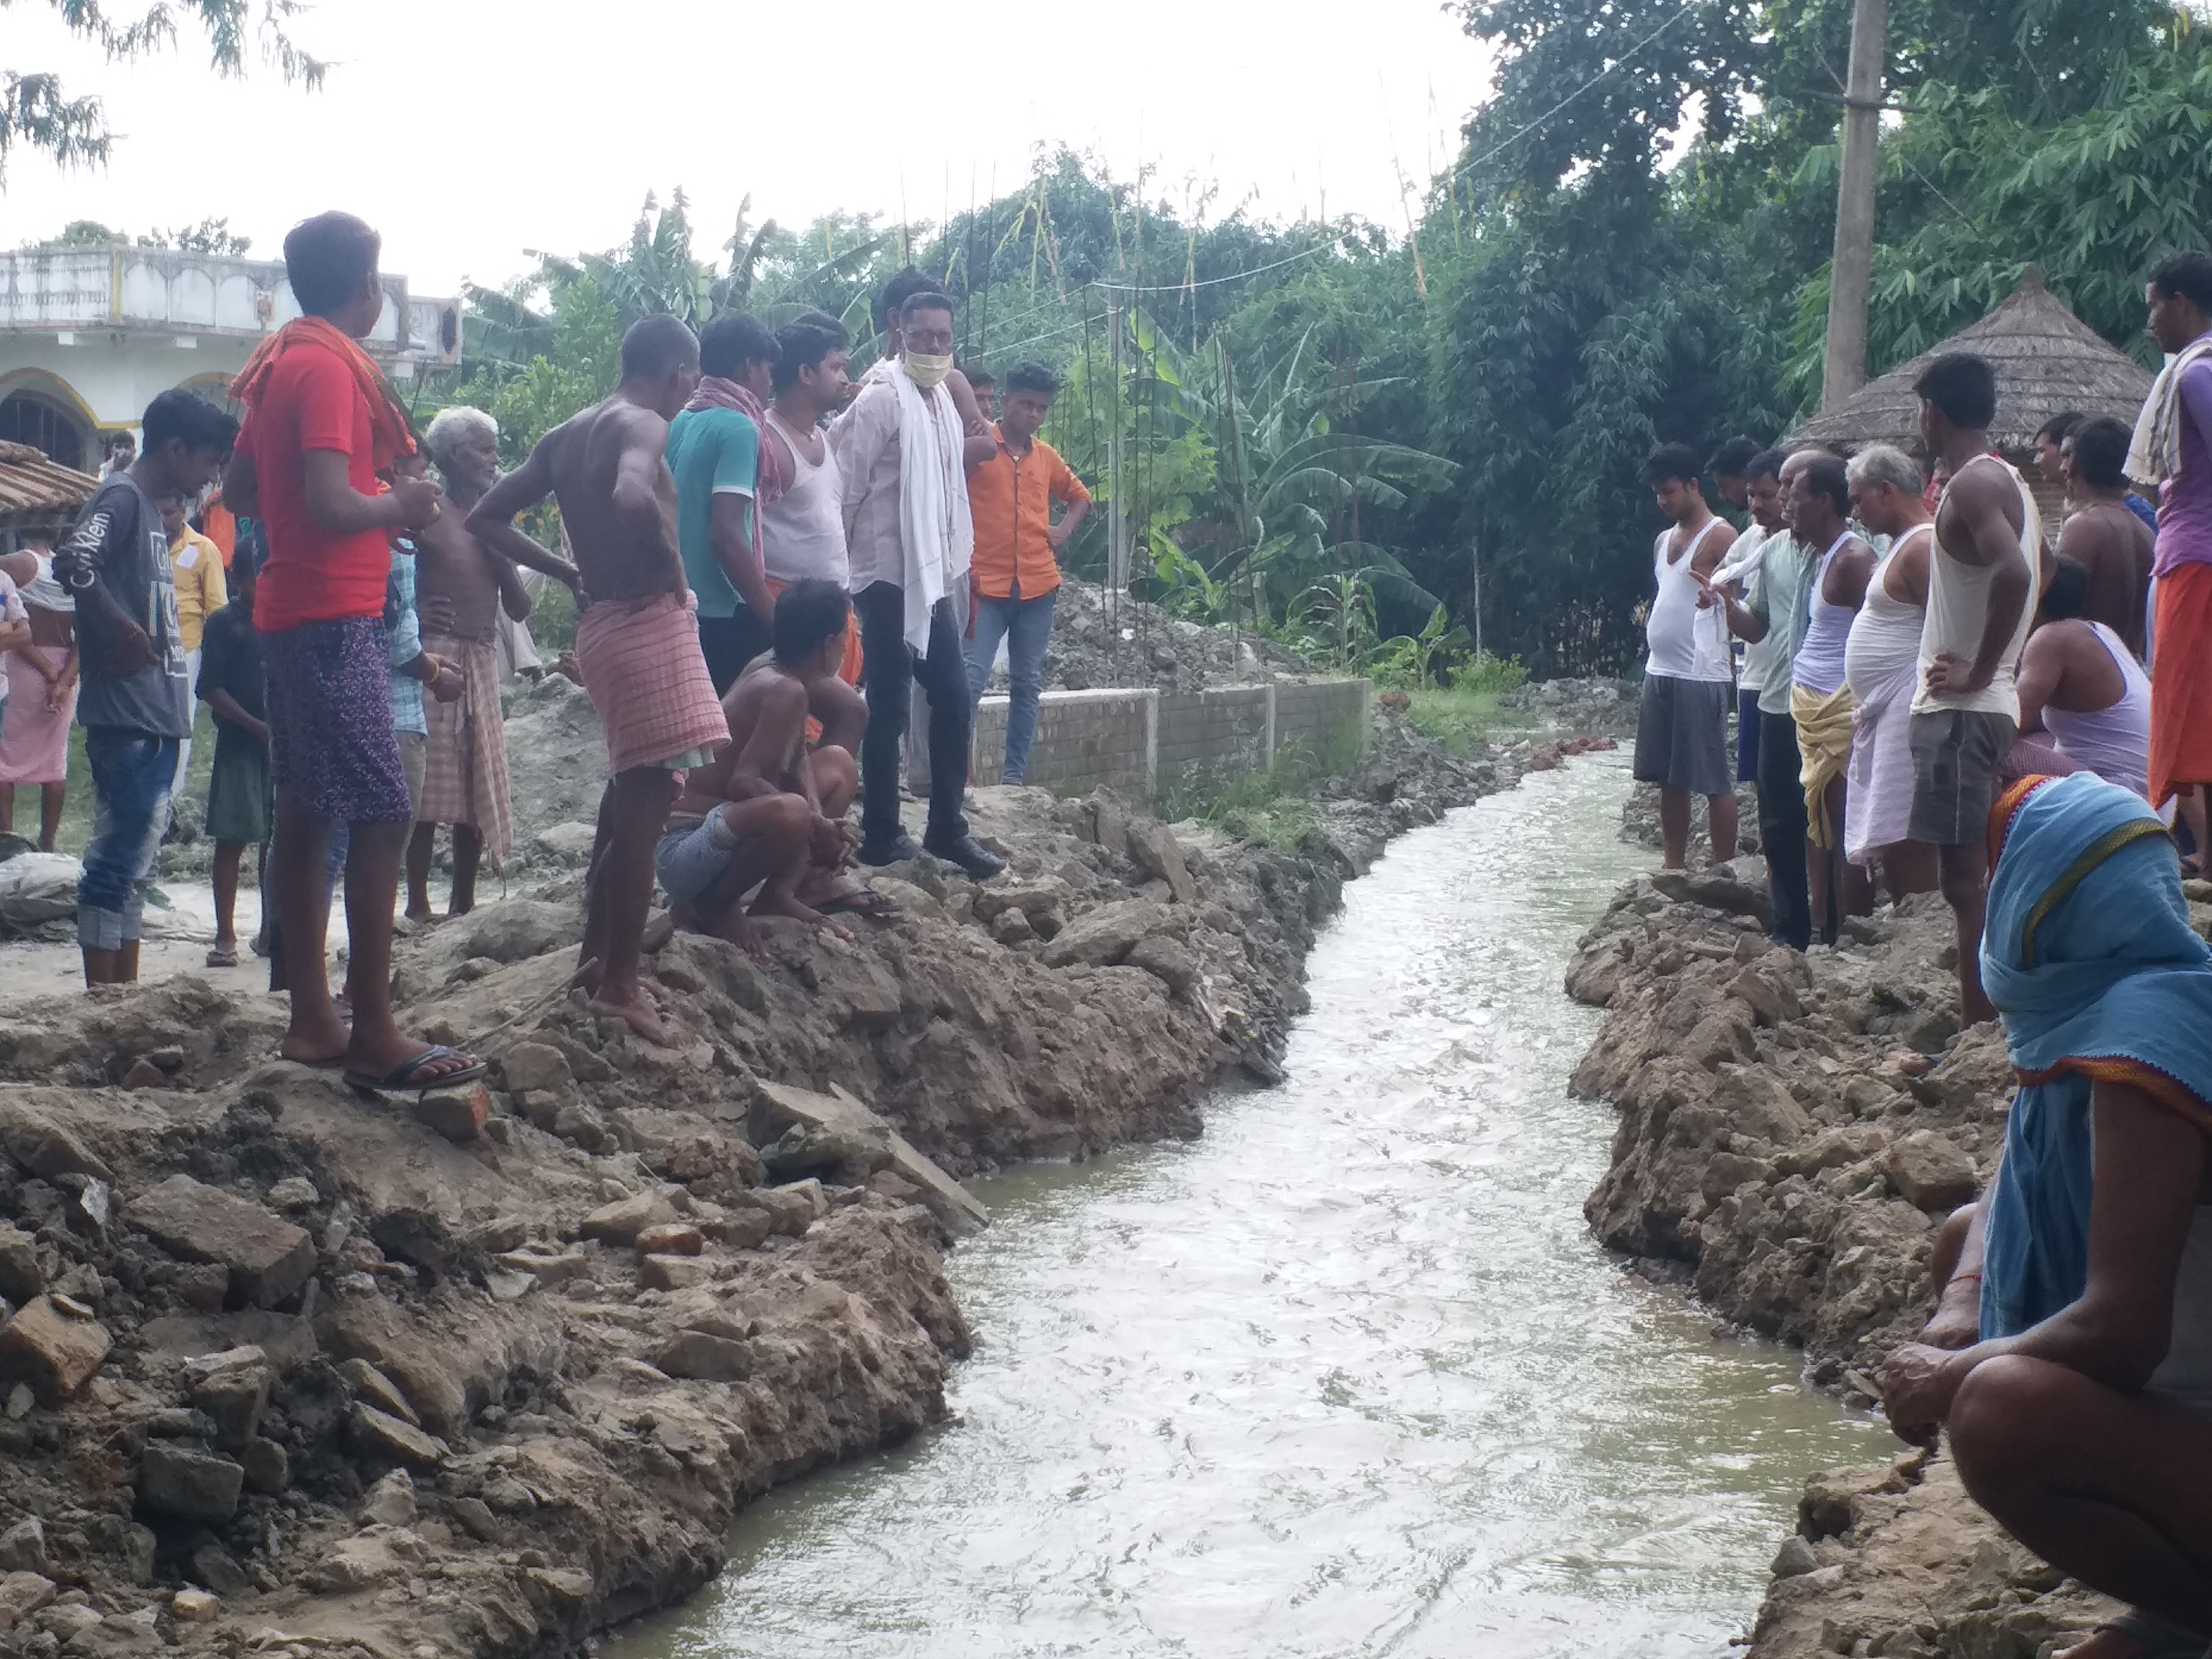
{"left": 968, "top": 677, "right": 1368, "bottom": 800}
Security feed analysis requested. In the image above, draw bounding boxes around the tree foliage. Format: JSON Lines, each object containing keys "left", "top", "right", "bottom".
{"left": 3, "top": 0, "right": 324, "bottom": 182}
{"left": 420, "top": 0, "right": 2207, "bottom": 681}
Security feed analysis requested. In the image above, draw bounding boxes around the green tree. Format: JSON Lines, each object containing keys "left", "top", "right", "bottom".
{"left": 4, "top": 0, "right": 325, "bottom": 181}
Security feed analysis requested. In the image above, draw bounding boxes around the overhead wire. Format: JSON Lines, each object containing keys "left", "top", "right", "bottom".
{"left": 1084, "top": 0, "right": 1703, "bottom": 299}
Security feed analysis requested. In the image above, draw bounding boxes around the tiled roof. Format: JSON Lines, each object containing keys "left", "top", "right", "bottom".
{"left": 0, "top": 442, "right": 97, "bottom": 519}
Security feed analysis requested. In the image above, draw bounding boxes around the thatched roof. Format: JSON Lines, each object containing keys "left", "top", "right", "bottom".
{"left": 0, "top": 441, "right": 96, "bottom": 533}
{"left": 1791, "top": 270, "right": 2153, "bottom": 455}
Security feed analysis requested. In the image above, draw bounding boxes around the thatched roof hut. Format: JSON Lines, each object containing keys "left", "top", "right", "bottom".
{"left": 1792, "top": 269, "right": 2153, "bottom": 521}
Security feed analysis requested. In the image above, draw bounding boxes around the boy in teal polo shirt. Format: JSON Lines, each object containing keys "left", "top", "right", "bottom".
{"left": 666, "top": 313, "right": 780, "bottom": 689}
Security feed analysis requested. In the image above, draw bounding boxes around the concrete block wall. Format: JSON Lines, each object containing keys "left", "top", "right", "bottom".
{"left": 1273, "top": 679, "right": 1373, "bottom": 778}
{"left": 972, "top": 687, "right": 1156, "bottom": 796}
{"left": 968, "top": 677, "right": 1368, "bottom": 800}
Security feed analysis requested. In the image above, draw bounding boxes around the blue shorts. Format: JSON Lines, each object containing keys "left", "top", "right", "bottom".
{"left": 656, "top": 811, "right": 740, "bottom": 908}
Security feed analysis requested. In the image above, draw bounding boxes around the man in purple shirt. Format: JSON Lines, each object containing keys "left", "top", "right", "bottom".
{"left": 2142, "top": 251, "right": 2212, "bottom": 862}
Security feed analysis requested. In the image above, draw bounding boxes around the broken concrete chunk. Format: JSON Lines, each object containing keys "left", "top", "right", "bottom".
{"left": 579, "top": 1191, "right": 675, "bottom": 1246}
{"left": 1039, "top": 900, "right": 1172, "bottom": 970}
{"left": 639, "top": 1254, "right": 709, "bottom": 1292}
{"left": 749, "top": 1081, "right": 987, "bottom": 1236}
{"left": 494, "top": 1248, "right": 590, "bottom": 1286}
{"left": 239, "top": 1436, "right": 290, "bottom": 1496}
{"left": 265, "top": 1177, "right": 319, "bottom": 1212}
{"left": 464, "top": 1214, "right": 532, "bottom": 1254}
{"left": 1883, "top": 1130, "right": 1981, "bottom": 1211}
{"left": 185, "top": 1347, "right": 272, "bottom": 1450}
{"left": 654, "top": 1330, "right": 752, "bottom": 1382}
{"left": 339, "top": 1358, "right": 421, "bottom": 1427}
{"left": 125, "top": 1175, "right": 315, "bottom": 1308}
{"left": 138, "top": 1441, "right": 244, "bottom": 1524}
{"left": 0, "top": 1295, "right": 112, "bottom": 1402}
{"left": 0, "top": 1101, "right": 113, "bottom": 1183}
{"left": 633, "top": 1222, "right": 702, "bottom": 1258}
{"left": 0, "top": 1223, "right": 42, "bottom": 1305}
{"left": 0, "top": 1571, "right": 56, "bottom": 1635}
{"left": 348, "top": 1402, "right": 448, "bottom": 1468}
{"left": 359, "top": 1469, "right": 417, "bottom": 1527}
{"left": 1126, "top": 819, "right": 1199, "bottom": 904}
{"left": 1125, "top": 935, "right": 1199, "bottom": 999}
{"left": 413, "top": 1084, "right": 491, "bottom": 1142}
{"left": 169, "top": 1588, "right": 219, "bottom": 1623}
{"left": 0, "top": 1518, "right": 45, "bottom": 1576}
{"left": 500, "top": 1041, "right": 574, "bottom": 1095}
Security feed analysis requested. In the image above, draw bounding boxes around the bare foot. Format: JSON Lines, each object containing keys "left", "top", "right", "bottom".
{"left": 751, "top": 890, "right": 853, "bottom": 942}
{"left": 704, "top": 908, "right": 770, "bottom": 962}
{"left": 279, "top": 1006, "right": 352, "bottom": 1067}
{"left": 589, "top": 983, "right": 675, "bottom": 1046}
{"left": 404, "top": 904, "right": 433, "bottom": 924}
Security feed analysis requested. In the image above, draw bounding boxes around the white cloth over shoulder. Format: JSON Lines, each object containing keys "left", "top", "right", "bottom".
{"left": 2130, "top": 337, "right": 2212, "bottom": 489}
{"left": 888, "top": 359, "right": 973, "bottom": 655}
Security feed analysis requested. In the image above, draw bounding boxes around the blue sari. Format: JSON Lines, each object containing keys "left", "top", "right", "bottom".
{"left": 1978, "top": 772, "right": 2212, "bottom": 1338}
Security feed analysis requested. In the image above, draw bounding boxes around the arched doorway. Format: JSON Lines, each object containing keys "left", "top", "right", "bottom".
{"left": 0, "top": 390, "right": 91, "bottom": 471}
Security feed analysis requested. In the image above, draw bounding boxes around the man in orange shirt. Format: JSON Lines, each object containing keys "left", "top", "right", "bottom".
{"left": 962, "top": 361, "right": 1091, "bottom": 783}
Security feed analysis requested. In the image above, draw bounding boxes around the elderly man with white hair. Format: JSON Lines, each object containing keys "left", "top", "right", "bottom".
{"left": 1843, "top": 443, "right": 1941, "bottom": 899}
{"left": 404, "top": 405, "right": 530, "bottom": 920}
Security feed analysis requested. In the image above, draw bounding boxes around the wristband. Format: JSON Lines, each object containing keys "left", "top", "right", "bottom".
{"left": 427, "top": 660, "right": 440, "bottom": 686}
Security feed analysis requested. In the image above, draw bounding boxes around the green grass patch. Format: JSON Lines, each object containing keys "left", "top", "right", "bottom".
{"left": 1405, "top": 686, "right": 1513, "bottom": 756}
{"left": 1158, "top": 750, "right": 1323, "bottom": 853}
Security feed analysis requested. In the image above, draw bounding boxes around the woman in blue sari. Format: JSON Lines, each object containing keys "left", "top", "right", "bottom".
{"left": 1884, "top": 771, "right": 2212, "bottom": 1658}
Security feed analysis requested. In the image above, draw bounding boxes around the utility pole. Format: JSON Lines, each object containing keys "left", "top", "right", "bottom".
{"left": 1820, "top": 0, "right": 1886, "bottom": 408}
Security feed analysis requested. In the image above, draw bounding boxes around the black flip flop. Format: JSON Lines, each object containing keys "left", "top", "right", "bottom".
{"left": 816, "top": 886, "right": 905, "bottom": 922}
{"left": 345, "top": 1044, "right": 488, "bottom": 1095}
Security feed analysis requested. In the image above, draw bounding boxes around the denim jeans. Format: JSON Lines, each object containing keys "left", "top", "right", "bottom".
{"left": 966, "top": 589, "right": 1057, "bottom": 783}
{"left": 854, "top": 582, "right": 972, "bottom": 846}
{"left": 80, "top": 728, "right": 180, "bottom": 949}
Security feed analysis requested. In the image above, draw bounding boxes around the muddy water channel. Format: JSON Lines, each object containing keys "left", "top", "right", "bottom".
{"left": 618, "top": 755, "right": 1886, "bottom": 1658}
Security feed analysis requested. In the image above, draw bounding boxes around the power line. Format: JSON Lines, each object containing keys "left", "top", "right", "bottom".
{"left": 1086, "top": 2, "right": 1701, "bottom": 299}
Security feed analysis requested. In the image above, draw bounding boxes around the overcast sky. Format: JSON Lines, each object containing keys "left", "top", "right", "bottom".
{"left": 7, "top": 0, "right": 1499, "bottom": 301}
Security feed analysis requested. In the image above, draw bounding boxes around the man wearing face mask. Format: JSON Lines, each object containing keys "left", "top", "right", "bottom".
{"left": 830, "top": 289, "right": 1004, "bottom": 878}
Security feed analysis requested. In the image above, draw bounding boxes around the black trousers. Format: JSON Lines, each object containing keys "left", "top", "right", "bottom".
{"left": 697, "top": 609, "right": 771, "bottom": 695}
{"left": 854, "top": 582, "right": 971, "bottom": 846}
{"left": 1757, "top": 709, "right": 1812, "bottom": 950}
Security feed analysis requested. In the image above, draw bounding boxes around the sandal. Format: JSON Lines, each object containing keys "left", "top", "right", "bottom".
{"left": 205, "top": 945, "right": 240, "bottom": 968}
{"left": 344, "top": 1044, "right": 488, "bottom": 1095}
{"left": 816, "top": 886, "right": 905, "bottom": 922}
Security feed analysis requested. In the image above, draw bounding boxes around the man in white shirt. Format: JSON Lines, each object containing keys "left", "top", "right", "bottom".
{"left": 830, "top": 289, "right": 1004, "bottom": 878}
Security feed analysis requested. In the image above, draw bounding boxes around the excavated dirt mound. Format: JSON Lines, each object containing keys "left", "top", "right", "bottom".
{"left": 0, "top": 680, "right": 1634, "bottom": 1658}
{"left": 1561, "top": 867, "right": 2212, "bottom": 1657}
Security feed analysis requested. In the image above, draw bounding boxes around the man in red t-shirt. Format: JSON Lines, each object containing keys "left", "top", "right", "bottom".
{"left": 220, "top": 212, "right": 492, "bottom": 1092}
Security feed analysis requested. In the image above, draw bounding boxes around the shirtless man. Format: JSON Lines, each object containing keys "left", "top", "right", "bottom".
{"left": 467, "top": 315, "right": 729, "bottom": 1045}
{"left": 658, "top": 578, "right": 881, "bottom": 954}
{"left": 2057, "top": 415, "right": 2155, "bottom": 657}
{"left": 408, "top": 406, "right": 529, "bottom": 919}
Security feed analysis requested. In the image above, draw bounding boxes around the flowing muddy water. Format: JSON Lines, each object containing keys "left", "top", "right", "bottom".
{"left": 618, "top": 754, "right": 1886, "bottom": 1658}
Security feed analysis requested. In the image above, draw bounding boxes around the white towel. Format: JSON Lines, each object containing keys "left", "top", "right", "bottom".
{"left": 2128, "top": 336, "right": 2212, "bottom": 488}
{"left": 888, "top": 359, "right": 973, "bottom": 657}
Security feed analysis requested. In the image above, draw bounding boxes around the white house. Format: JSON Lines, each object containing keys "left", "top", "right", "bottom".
{"left": 0, "top": 243, "right": 462, "bottom": 471}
